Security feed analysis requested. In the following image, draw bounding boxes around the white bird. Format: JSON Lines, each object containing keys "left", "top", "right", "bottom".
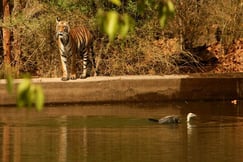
{"left": 149, "top": 113, "right": 197, "bottom": 124}
{"left": 186, "top": 113, "right": 197, "bottom": 123}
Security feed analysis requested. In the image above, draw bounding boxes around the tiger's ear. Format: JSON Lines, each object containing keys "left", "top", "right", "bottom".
{"left": 56, "top": 17, "right": 61, "bottom": 23}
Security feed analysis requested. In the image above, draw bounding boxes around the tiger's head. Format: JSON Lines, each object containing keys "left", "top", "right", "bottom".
{"left": 55, "top": 17, "right": 70, "bottom": 45}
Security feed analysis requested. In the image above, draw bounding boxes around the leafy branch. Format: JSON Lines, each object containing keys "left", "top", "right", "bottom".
{"left": 97, "top": 0, "right": 175, "bottom": 41}
{"left": 6, "top": 76, "right": 45, "bottom": 111}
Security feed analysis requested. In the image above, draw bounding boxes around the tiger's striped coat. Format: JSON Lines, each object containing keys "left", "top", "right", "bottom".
{"left": 55, "top": 17, "right": 97, "bottom": 81}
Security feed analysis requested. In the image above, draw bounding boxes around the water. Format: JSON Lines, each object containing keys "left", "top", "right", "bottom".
{"left": 0, "top": 101, "right": 243, "bottom": 162}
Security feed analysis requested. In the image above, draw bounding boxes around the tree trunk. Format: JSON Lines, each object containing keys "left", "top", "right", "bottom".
{"left": 2, "top": 0, "right": 11, "bottom": 66}
{"left": 0, "top": 2, "right": 3, "bottom": 65}
{"left": 13, "top": 0, "right": 22, "bottom": 75}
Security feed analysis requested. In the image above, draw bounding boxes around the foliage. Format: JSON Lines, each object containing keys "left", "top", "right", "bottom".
{"left": 97, "top": 0, "right": 174, "bottom": 41}
{"left": 6, "top": 75, "right": 14, "bottom": 94}
{"left": 0, "top": 0, "right": 242, "bottom": 79}
{"left": 6, "top": 76, "right": 45, "bottom": 111}
{"left": 97, "top": 10, "right": 134, "bottom": 41}
{"left": 1, "top": 0, "right": 241, "bottom": 109}
{"left": 169, "top": 0, "right": 243, "bottom": 50}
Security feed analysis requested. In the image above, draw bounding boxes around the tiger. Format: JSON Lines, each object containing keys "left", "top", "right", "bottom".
{"left": 55, "top": 17, "right": 97, "bottom": 81}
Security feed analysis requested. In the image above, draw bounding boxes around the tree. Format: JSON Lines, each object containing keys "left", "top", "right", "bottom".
{"left": 3, "top": 0, "right": 45, "bottom": 110}
{"left": 2, "top": 0, "right": 11, "bottom": 66}
{"left": 0, "top": 2, "right": 3, "bottom": 65}
{"left": 12, "top": 0, "right": 22, "bottom": 76}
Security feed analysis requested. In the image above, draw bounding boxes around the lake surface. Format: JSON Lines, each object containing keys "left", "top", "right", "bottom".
{"left": 0, "top": 101, "right": 243, "bottom": 162}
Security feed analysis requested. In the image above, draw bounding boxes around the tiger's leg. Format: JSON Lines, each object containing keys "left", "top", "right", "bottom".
{"left": 91, "top": 44, "right": 97, "bottom": 76}
{"left": 59, "top": 49, "right": 69, "bottom": 81}
{"left": 70, "top": 52, "right": 77, "bottom": 80}
{"left": 80, "top": 50, "right": 88, "bottom": 79}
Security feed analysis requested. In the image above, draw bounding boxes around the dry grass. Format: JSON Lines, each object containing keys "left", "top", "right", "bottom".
{"left": 0, "top": 0, "right": 242, "bottom": 79}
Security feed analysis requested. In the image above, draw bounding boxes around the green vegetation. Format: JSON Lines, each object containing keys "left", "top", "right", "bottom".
{"left": 6, "top": 75, "right": 44, "bottom": 111}
{"left": 0, "top": 0, "right": 242, "bottom": 78}
{"left": 2, "top": 0, "right": 174, "bottom": 110}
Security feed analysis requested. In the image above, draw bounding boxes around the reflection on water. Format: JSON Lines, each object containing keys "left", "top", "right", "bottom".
{"left": 0, "top": 101, "right": 243, "bottom": 162}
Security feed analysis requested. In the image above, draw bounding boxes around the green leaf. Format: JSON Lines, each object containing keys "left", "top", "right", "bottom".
{"left": 6, "top": 75, "right": 13, "bottom": 94}
{"left": 159, "top": 15, "right": 167, "bottom": 28}
{"left": 105, "top": 11, "right": 119, "bottom": 41}
{"left": 167, "top": 0, "right": 175, "bottom": 14}
{"left": 17, "top": 78, "right": 31, "bottom": 108}
{"left": 157, "top": 1, "right": 175, "bottom": 28}
{"left": 28, "top": 86, "right": 36, "bottom": 107}
{"left": 17, "top": 79, "right": 30, "bottom": 94}
{"left": 14, "top": 77, "right": 45, "bottom": 110}
{"left": 119, "top": 14, "right": 132, "bottom": 39}
{"left": 96, "top": 9, "right": 105, "bottom": 26}
{"left": 109, "top": 0, "right": 121, "bottom": 6}
{"left": 35, "top": 86, "right": 45, "bottom": 111}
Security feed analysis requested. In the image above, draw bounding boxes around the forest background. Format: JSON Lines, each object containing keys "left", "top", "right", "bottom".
{"left": 0, "top": 0, "right": 243, "bottom": 79}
